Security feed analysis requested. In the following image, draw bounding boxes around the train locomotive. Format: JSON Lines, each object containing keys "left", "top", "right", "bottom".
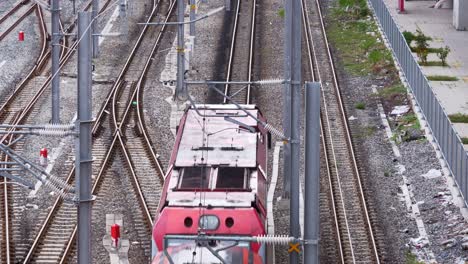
{"left": 152, "top": 104, "right": 269, "bottom": 264}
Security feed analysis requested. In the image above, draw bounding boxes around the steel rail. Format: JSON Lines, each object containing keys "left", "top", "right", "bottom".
{"left": 23, "top": 0, "right": 173, "bottom": 261}
{"left": 245, "top": 0, "right": 256, "bottom": 104}
{"left": 1, "top": 158, "right": 12, "bottom": 264}
{"left": 135, "top": 74, "right": 165, "bottom": 184}
{"left": 1, "top": 112, "right": 23, "bottom": 264}
{"left": 314, "top": 0, "right": 380, "bottom": 262}
{"left": 223, "top": 0, "right": 256, "bottom": 104}
{"left": 301, "top": 0, "right": 346, "bottom": 260}
{"left": 62, "top": 6, "right": 176, "bottom": 254}
{"left": 115, "top": 0, "right": 176, "bottom": 227}
{"left": 0, "top": 5, "right": 46, "bottom": 262}
{"left": 300, "top": 0, "right": 346, "bottom": 262}
{"left": 0, "top": 4, "right": 47, "bottom": 121}
{"left": 35, "top": 6, "right": 48, "bottom": 71}
{"left": 0, "top": 2, "right": 35, "bottom": 42}
{"left": 1, "top": 139, "right": 13, "bottom": 264}
{"left": 223, "top": 0, "right": 241, "bottom": 103}
{"left": 0, "top": 0, "right": 28, "bottom": 25}
{"left": 0, "top": 0, "right": 114, "bottom": 151}
{"left": 0, "top": 0, "right": 96, "bottom": 139}
{"left": 302, "top": 0, "right": 380, "bottom": 261}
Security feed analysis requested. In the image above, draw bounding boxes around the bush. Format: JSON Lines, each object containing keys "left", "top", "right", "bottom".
{"left": 437, "top": 46, "right": 450, "bottom": 66}
{"left": 414, "top": 29, "right": 431, "bottom": 64}
{"left": 417, "top": 48, "right": 428, "bottom": 64}
{"left": 414, "top": 29, "right": 431, "bottom": 50}
{"left": 402, "top": 31, "right": 415, "bottom": 47}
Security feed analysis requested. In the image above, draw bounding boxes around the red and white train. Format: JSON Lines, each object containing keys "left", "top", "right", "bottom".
{"left": 152, "top": 104, "right": 270, "bottom": 263}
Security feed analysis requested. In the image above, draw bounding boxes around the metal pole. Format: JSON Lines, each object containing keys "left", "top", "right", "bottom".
{"left": 76, "top": 11, "right": 93, "bottom": 264}
{"left": 288, "top": 0, "right": 302, "bottom": 262}
{"left": 119, "top": 0, "right": 128, "bottom": 35}
{"left": 176, "top": 0, "right": 186, "bottom": 98}
{"left": 51, "top": 0, "right": 60, "bottom": 123}
{"left": 283, "top": 0, "right": 292, "bottom": 198}
{"left": 189, "top": 0, "right": 196, "bottom": 36}
{"left": 305, "top": 82, "right": 320, "bottom": 264}
{"left": 92, "top": 0, "right": 99, "bottom": 58}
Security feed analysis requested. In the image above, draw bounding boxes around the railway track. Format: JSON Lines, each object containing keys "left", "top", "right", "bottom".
{"left": 302, "top": 0, "right": 381, "bottom": 262}
{"left": 22, "top": 0, "right": 174, "bottom": 262}
{"left": 0, "top": 0, "right": 35, "bottom": 42}
{"left": 223, "top": 0, "right": 256, "bottom": 104}
{"left": 0, "top": 5, "right": 47, "bottom": 263}
{"left": 0, "top": 3, "right": 103, "bottom": 261}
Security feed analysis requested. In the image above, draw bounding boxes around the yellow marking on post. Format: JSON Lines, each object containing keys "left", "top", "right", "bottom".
{"left": 288, "top": 242, "right": 300, "bottom": 253}
{"left": 176, "top": 47, "right": 185, "bottom": 53}
{"left": 191, "top": 4, "right": 196, "bottom": 10}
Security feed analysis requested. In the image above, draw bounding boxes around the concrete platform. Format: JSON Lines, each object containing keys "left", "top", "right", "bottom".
{"left": 382, "top": 0, "right": 468, "bottom": 145}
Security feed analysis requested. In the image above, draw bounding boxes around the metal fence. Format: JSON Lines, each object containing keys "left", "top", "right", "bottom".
{"left": 368, "top": 0, "right": 468, "bottom": 203}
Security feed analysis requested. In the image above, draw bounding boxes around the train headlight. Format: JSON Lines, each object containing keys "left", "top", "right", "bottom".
{"left": 199, "top": 215, "right": 220, "bottom": 230}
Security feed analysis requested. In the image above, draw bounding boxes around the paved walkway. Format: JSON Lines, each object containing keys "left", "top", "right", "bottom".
{"left": 382, "top": 0, "right": 468, "bottom": 146}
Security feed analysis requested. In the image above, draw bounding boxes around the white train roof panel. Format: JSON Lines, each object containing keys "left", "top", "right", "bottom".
{"left": 175, "top": 108, "right": 259, "bottom": 167}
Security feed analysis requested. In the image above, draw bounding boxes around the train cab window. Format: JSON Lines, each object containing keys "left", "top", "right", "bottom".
{"left": 179, "top": 167, "right": 211, "bottom": 189}
{"left": 216, "top": 167, "right": 247, "bottom": 189}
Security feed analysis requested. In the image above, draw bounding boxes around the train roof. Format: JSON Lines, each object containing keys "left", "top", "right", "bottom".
{"left": 175, "top": 105, "right": 260, "bottom": 168}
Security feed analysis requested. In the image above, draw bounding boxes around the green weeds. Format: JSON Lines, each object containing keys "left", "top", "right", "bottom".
{"left": 327, "top": 0, "right": 395, "bottom": 76}
{"left": 448, "top": 113, "right": 468, "bottom": 123}
{"left": 378, "top": 84, "right": 407, "bottom": 98}
{"left": 427, "top": 75, "right": 458, "bottom": 81}
{"left": 420, "top": 61, "right": 446, "bottom": 66}
{"left": 355, "top": 102, "right": 366, "bottom": 109}
{"left": 277, "top": 8, "right": 285, "bottom": 18}
{"left": 405, "top": 251, "right": 424, "bottom": 264}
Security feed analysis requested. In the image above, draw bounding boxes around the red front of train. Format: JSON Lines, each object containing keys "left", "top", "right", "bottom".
{"left": 152, "top": 105, "right": 269, "bottom": 264}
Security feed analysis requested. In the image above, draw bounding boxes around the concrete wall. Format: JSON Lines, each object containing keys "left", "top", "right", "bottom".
{"left": 453, "top": 0, "right": 468, "bottom": 30}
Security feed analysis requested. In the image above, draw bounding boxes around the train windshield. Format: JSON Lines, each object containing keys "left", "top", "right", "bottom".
{"left": 153, "top": 239, "right": 262, "bottom": 264}
{"left": 178, "top": 167, "right": 211, "bottom": 189}
{"left": 216, "top": 167, "right": 248, "bottom": 189}
{"left": 176, "top": 167, "right": 251, "bottom": 191}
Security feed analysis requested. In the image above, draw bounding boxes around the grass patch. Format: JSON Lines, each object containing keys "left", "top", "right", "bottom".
{"left": 355, "top": 102, "right": 366, "bottom": 109}
{"left": 410, "top": 47, "right": 443, "bottom": 53}
{"left": 420, "top": 61, "right": 447, "bottom": 67}
{"left": 448, "top": 113, "right": 468, "bottom": 123}
{"left": 378, "top": 84, "right": 407, "bottom": 98}
{"left": 427, "top": 75, "right": 458, "bottom": 81}
{"left": 461, "top": 137, "right": 468, "bottom": 144}
{"left": 277, "top": 8, "right": 285, "bottom": 18}
{"left": 327, "top": 0, "right": 395, "bottom": 76}
{"left": 361, "top": 125, "right": 376, "bottom": 137}
{"left": 406, "top": 251, "right": 424, "bottom": 264}
{"left": 355, "top": 125, "right": 377, "bottom": 139}
{"left": 401, "top": 113, "right": 421, "bottom": 130}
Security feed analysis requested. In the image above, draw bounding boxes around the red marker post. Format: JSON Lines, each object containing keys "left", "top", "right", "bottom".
{"left": 398, "top": 0, "right": 405, "bottom": 13}
{"left": 111, "top": 224, "right": 120, "bottom": 248}
{"left": 39, "top": 148, "right": 48, "bottom": 167}
{"left": 18, "top": 31, "right": 24, "bottom": 41}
